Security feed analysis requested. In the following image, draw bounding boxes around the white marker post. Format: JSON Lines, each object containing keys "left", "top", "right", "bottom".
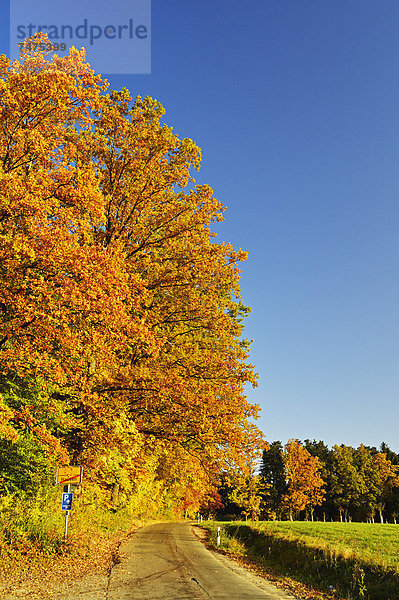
{"left": 217, "top": 526, "right": 221, "bottom": 546}
{"left": 64, "top": 510, "right": 69, "bottom": 540}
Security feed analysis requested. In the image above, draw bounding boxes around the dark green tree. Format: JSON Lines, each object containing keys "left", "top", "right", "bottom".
{"left": 330, "top": 444, "right": 362, "bottom": 522}
{"left": 379, "top": 443, "right": 399, "bottom": 522}
{"left": 0, "top": 374, "right": 70, "bottom": 495}
{"left": 304, "top": 439, "right": 335, "bottom": 521}
{"left": 380, "top": 442, "right": 399, "bottom": 465}
{"left": 259, "top": 441, "right": 287, "bottom": 519}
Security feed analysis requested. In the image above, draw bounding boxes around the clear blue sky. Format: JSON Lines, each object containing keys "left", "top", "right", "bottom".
{"left": 2, "top": 1, "right": 399, "bottom": 452}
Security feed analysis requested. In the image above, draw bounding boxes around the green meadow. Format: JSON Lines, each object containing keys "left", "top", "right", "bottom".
{"left": 204, "top": 521, "right": 399, "bottom": 600}
{"left": 256, "top": 521, "right": 399, "bottom": 570}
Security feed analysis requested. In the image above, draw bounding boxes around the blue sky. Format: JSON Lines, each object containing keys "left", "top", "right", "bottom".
{"left": 2, "top": 1, "right": 399, "bottom": 451}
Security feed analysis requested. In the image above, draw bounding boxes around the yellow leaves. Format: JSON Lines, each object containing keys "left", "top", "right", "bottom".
{"left": 0, "top": 54, "right": 10, "bottom": 77}
{"left": 0, "top": 36, "right": 263, "bottom": 501}
{"left": 33, "top": 424, "right": 69, "bottom": 461}
{"left": 283, "top": 440, "right": 325, "bottom": 516}
{"left": 0, "top": 394, "right": 18, "bottom": 442}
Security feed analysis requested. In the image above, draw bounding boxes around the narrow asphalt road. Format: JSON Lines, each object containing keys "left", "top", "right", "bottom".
{"left": 107, "top": 522, "right": 297, "bottom": 600}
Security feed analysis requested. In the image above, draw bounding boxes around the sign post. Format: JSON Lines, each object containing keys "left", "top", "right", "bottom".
{"left": 56, "top": 466, "right": 83, "bottom": 541}
{"left": 61, "top": 484, "right": 73, "bottom": 540}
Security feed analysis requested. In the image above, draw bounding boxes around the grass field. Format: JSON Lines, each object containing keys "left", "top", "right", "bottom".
{"left": 203, "top": 521, "right": 399, "bottom": 600}
{"left": 255, "top": 521, "right": 399, "bottom": 570}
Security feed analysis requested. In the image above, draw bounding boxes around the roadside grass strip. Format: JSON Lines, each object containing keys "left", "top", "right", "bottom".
{"left": 203, "top": 521, "right": 399, "bottom": 600}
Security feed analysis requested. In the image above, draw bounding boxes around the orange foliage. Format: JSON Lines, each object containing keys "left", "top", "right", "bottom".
{"left": 0, "top": 34, "right": 263, "bottom": 503}
{"left": 283, "top": 439, "right": 325, "bottom": 519}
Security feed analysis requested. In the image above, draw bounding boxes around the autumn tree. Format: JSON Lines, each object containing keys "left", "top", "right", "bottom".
{"left": 373, "top": 452, "right": 399, "bottom": 523}
{"left": 282, "top": 439, "right": 325, "bottom": 521}
{"left": 86, "top": 87, "right": 262, "bottom": 473}
{"left": 0, "top": 38, "right": 151, "bottom": 497}
{"left": 226, "top": 468, "right": 264, "bottom": 521}
{"left": 0, "top": 35, "right": 263, "bottom": 506}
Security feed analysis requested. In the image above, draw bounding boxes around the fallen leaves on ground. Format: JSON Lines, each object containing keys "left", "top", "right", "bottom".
{"left": 0, "top": 526, "right": 137, "bottom": 599}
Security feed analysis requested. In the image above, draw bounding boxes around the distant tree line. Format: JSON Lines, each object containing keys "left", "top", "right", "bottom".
{"left": 217, "top": 440, "right": 399, "bottom": 523}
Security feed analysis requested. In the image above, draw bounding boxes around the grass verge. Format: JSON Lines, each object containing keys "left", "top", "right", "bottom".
{"left": 201, "top": 521, "right": 399, "bottom": 600}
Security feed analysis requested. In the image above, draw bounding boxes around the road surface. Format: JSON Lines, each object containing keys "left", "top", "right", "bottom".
{"left": 108, "top": 521, "right": 296, "bottom": 600}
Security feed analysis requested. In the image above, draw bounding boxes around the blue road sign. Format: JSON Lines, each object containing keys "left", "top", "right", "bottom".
{"left": 61, "top": 492, "right": 73, "bottom": 511}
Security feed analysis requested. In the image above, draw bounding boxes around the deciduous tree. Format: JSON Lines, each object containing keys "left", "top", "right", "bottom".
{"left": 0, "top": 35, "right": 263, "bottom": 506}
{"left": 283, "top": 439, "right": 325, "bottom": 520}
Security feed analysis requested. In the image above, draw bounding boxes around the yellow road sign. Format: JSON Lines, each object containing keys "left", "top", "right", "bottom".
{"left": 56, "top": 465, "right": 83, "bottom": 485}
